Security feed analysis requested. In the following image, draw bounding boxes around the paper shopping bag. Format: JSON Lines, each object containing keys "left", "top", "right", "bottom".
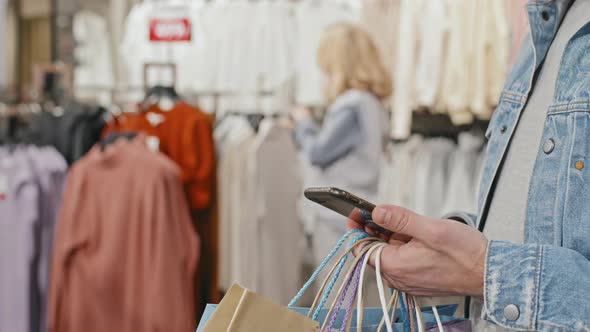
{"left": 199, "top": 284, "right": 319, "bottom": 332}
{"left": 197, "top": 304, "right": 459, "bottom": 332}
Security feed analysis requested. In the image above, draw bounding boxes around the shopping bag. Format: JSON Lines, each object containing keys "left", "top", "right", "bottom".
{"left": 196, "top": 304, "right": 459, "bottom": 332}
{"left": 197, "top": 229, "right": 471, "bottom": 331}
{"left": 198, "top": 284, "right": 319, "bottom": 332}
{"left": 426, "top": 319, "right": 472, "bottom": 332}
{"left": 287, "top": 230, "right": 471, "bottom": 332}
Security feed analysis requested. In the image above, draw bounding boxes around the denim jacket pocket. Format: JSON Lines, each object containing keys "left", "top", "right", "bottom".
{"left": 540, "top": 101, "right": 590, "bottom": 257}
{"left": 485, "top": 101, "right": 590, "bottom": 331}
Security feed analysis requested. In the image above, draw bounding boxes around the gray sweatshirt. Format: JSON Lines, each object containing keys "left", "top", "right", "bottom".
{"left": 295, "top": 89, "right": 387, "bottom": 232}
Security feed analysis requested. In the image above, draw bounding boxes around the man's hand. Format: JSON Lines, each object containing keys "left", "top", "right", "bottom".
{"left": 347, "top": 205, "right": 488, "bottom": 297}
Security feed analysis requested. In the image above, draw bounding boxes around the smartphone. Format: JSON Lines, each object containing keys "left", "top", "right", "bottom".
{"left": 304, "top": 187, "right": 393, "bottom": 236}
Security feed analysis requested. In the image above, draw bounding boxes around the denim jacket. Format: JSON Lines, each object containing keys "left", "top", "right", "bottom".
{"left": 448, "top": 1, "right": 590, "bottom": 330}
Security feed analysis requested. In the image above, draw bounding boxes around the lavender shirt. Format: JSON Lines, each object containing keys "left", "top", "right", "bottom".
{"left": 0, "top": 146, "right": 67, "bottom": 332}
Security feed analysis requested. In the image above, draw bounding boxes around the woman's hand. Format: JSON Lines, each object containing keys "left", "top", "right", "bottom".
{"left": 347, "top": 205, "right": 488, "bottom": 297}
{"left": 289, "top": 106, "right": 312, "bottom": 123}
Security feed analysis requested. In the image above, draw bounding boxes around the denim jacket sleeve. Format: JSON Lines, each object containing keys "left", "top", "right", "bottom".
{"left": 484, "top": 242, "right": 590, "bottom": 331}
{"left": 444, "top": 212, "right": 590, "bottom": 331}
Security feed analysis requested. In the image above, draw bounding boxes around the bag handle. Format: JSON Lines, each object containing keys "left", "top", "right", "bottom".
{"left": 326, "top": 241, "right": 386, "bottom": 332}
{"left": 355, "top": 242, "right": 392, "bottom": 330}
{"left": 413, "top": 298, "right": 444, "bottom": 332}
{"left": 375, "top": 244, "right": 395, "bottom": 332}
{"left": 289, "top": 230, "right": 368, "bottom": 309}
{"left": 360, "top": 242, "right": 443, "bottom": 332}
{"left": 374, "top": 245, "right": 428, "bottom": 332}
{"left": 323, "top": 242, "right": 371, "bottom": 332}
{"left": 376, "top": 291, "right": 400, "bottom": 332}
{"left": 431, "top": 306, "right": 445, "bottom": 331}
{"left": 404, "top": 293, "right": 416, "bottom": 332}
{"left": 318, "top": 240, "right": 382, "bottom": 331}
{"left": 307, "top": 236, "right": 379, "bottom": 319}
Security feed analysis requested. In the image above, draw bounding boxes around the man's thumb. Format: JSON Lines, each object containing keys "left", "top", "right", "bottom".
{"left": 372, "top": 205, "right": 436, "bottom": 241}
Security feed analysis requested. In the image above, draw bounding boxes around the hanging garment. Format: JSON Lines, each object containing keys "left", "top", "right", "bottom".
{"left": 391, "top": 0, "right": 422, "bottom": 139}
{"left": 0, "top": 146, "right": 67, "bottom": 332}
{"left": 377, "top": 135, "right": 424, "bottom": 209}
{"left": 73, "top": 10, "right": 115, "bottom": 104}
{"left": 377, "top": 144, "right": 397, "bottom": 205}
{"left": 0, "top": 0, "right": 7, "bottom": 89}
{"left": 414, "top": 0, "right": 448, "bottom": 109}
{"left": 28, "top": 104, "right": 107, "bottom": 165}
{"left": 227, "top": 132, "right": 258, "bottom": 291}
{"left": 48, "top": 137, "right": 199, "bottom": 332}
{"left": 294, "top": 0, "right": 358, "bottom": 106}
{"left": 215, "top": 116, "right": 305, "bottom": 305}
{"left": 23, "top": 147, "right": 68, "bottom": 332}
{"left": 207, "top": 1, "right": 295, "bottom": 114}
{"left": 120, "top": 1, "right": 208, "bottom": 95}
{"left": 192, "top": 171, "right": 221, "bottom": 317}
{"left": 105, "top": 102, "right": 217, "bottom": 316}
{"left": 255, "top": 2, "right": 296, "bottom": 93}
{"left": 120, "top": 1, "right": 295, "bottom": 107}
{"left": 412, "top": 138, "right": 455, "bottom": 217}
{"left": 297, "top": 150, "right": 324, "bottom": 235}
{"left": 360, "top": 0, "right": 400, "bottom": 77}
{"left": 436, "top": 0, "right": 509, "bottom": 124}
{"left": 4, "top": 0, "right": 17, "bottom": 90}
{"left": 469, "top": 0, "right": 510, "bottom": 119}
{"left": 245, "top": 119, "right": 304, "bottom": 305}
{"left": 438, "top": 0, "right": 475, "bottom": 126}
{"left": 105, "top": 102, "right": 216, "bottom": 210}
{"left": 507, "top": 0, "right": 529, "bottom": 66}
{"left": 441, "top": 132, "right": 485, "bottom": 215}
{"left": 215, "top": 116, "right": 256, "bottom": 291}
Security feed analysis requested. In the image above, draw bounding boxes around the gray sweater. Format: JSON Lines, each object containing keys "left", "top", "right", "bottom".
{"left": 295, "top": 89, "right": 387, "bottom": 231}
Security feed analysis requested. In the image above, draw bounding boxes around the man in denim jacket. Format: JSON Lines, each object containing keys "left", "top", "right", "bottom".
{"left": 348, "top": 1, "right": 590, "bottom": 330}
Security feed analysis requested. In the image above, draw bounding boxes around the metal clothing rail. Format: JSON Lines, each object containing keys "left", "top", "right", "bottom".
{"left": 74, "top": 85, "right": 277, "bottom": 96}
{"left": 74, "top": 85, "right": 280, "bottom": 115}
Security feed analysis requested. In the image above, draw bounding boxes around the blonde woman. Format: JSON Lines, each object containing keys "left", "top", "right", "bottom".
{"left": 292, "top": 23, "right": 391, "bottom": 296}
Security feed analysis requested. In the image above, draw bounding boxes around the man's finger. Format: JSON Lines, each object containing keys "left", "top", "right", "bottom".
{"left": 372, "top": 205, "right": 440, "bottom": 243}
{"left": 364, "top": 244, "right": 400, "bottom": 268}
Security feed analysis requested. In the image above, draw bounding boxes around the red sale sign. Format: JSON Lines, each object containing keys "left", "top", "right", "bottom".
{"left": 149, "top": 18, "right": 192, "bottom": 42}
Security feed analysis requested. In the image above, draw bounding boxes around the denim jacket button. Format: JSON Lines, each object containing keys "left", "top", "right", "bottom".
{"left": 500, "top": 126, "right": 507, "bottom": 134}
{"left": 543, "top": 139, "right": 555, "bottom": 154}
{"left": 541, "top": 11, "right": 550, "bottom": 21}
{"left": 576, "top": 161, "right": 585, "bottom": 170}
{"left": 503, "top": 304, "right": 520, "bottom": 321}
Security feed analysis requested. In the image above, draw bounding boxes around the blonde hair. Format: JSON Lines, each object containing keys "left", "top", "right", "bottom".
{"left": 317, "top": 23, "right": 392, "bottom": 102}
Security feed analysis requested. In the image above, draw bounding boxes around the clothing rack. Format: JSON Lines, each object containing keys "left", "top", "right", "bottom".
{"left": 0, "top": 102, "right": 47, "bottom": 116}
{"left": 391, "top": 111, "right": 490, "bottom": 144}
{"left": 74, "top": 85, "right": 279, "bottom": 115}
{"left": 223, "top": 110, "right": 283, "bottom": 117}
{"left": 219, "top": 111, "right": 283, "bottom": 132}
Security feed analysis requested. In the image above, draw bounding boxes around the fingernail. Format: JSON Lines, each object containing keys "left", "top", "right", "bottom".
{"left": 374, "top": 207, "right": 391, "bottom": 225}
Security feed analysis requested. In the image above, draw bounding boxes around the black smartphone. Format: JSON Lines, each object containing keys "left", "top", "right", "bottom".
{"left": 304, "top": 187, "right": 393, "bottom": 236}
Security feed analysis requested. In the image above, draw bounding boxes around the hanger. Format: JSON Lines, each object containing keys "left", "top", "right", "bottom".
{"left": 142, "top": 85, "right": 180, "bottom": 111}
{"left": 144, "top": 85, "right": 180, "bottom": 101}
{"left": 100, "top": 132, "right": 137, "bottom": 151}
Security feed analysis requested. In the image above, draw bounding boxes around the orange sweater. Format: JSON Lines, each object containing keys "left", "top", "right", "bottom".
{"left": 104, "top": 102, "right": 215, "bottom": 210}
{"left": 49, "top": 138, "right": 199, "bottom": 332}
